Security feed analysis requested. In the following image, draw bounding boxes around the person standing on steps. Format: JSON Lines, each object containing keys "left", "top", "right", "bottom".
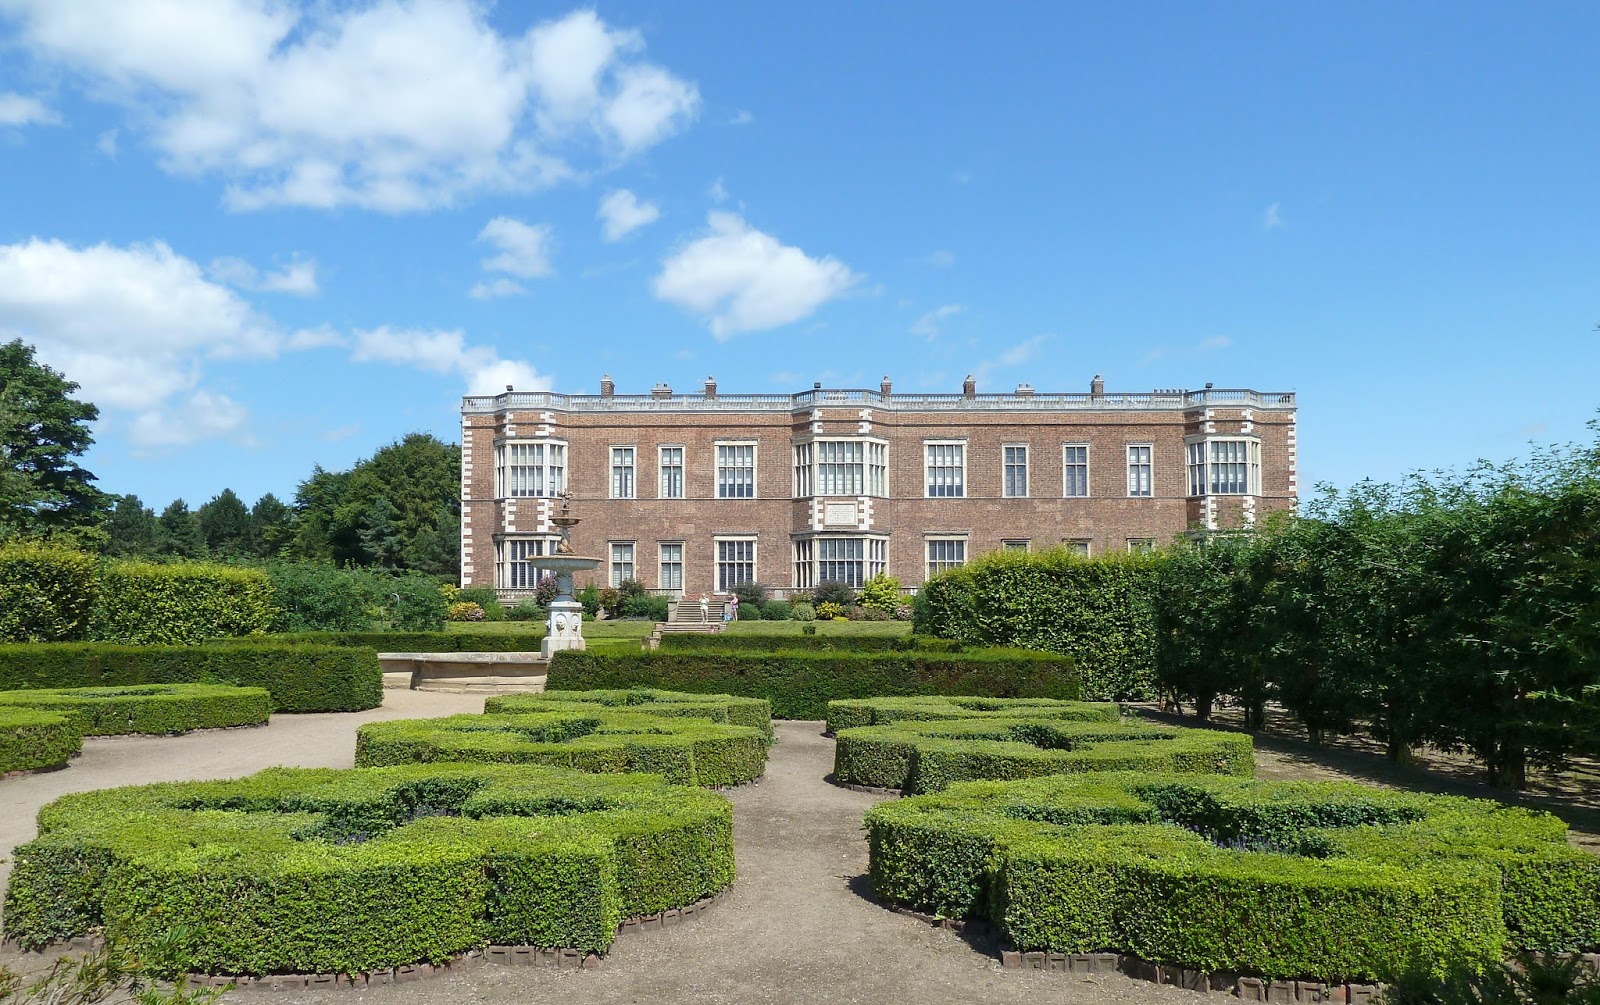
{"left": 699, "top": 594, "right": 710, "bottom": 622}
{"left": 726, "top": 594, "right": 738, "bottom": 623}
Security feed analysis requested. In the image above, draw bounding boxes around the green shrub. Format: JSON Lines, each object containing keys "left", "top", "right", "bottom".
{"left": 867, "top": 773, "right": 1600, "bottom": 981}
{"left": 659, "top": 633, "right": 961, "bottom": 654}
{"left": 760, "top": 600, "right": 792, "bottom": 621}
{"left": 825, "top": 694, "right": 1119, "bottom": 733}
{"left": 455, "top": 587, "right": 504, "bottom": 621}
{"left": 816, "top": 601, "right": 844, "bottom": 620}
{"left": 734, "top": 602, "right": 761, "bottom": 620}
{"left": 858, "top": 572, "right": 902, "bottom": 612}
{"left": 4, "top": 764, "right": 735, "bottom": 972}
{"left": 791, "top": 602, "right": 817, "bottom": 622}
{"left": 445, "top": 601, "right": 486, "bottom": 622}
{"left": 576, "top": 583, "right": 600, "bottom": 616}
{"left": 486, "top": 688, "right": 772, "bottom": 737}
{"left": 0, "top": 542, "right": 97, "bottom": 642}
{"left": 0, "top": 683, "right": 270, "bottom": 736}
{"left": 91, "top": 561, "right": 277, "bottom": 644}
{"left": 261, "top": 561, "right": 383, "bottom": 632}
{"left": 0, "top": 642, "right": 380, "bottom": 713}
{"left": 801, "top": 623, "right": 817, "bottom": 635}
{"left": 506, "top": 600, "right": 545, "bottom": 622}
{"left": 387, "top": 575, "right": 448, "bottom": 630}
{"left": 834, "top": 715, "right": 1251, "bottom": 793}
{"left": 620, "top": 593, "right": 669, "bottom": 621}
{"left": 0, "top": 707, "right": 79, "bottom": 773}
{"left": 731, "top": 581, "right": 770, "bottom": 607}
{"left": 259, "top": 630, "right": 543, "bottom": 652}
{"left": 916, "top": 548, "right": 1164, "bottom": 700}
{"left": 547, "top": 648, "right": 1079, "bottom": 720}
{"left": 812, "top": 581, "right": 855, "bottom": 608}
{"left": 356, "top": 708, "right": 768, "bottom": 788}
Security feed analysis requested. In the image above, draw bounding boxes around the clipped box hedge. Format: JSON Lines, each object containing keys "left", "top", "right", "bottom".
{"left": 658, "top": 634, "right": 963, "bottom": 654}
{"left": 92, "top": 562, "right": 276, "bottom": 644}
{"left": 0, "top": 643, "right": 381, "bottom": 713}
{"left": 0, "top": 683, "right": 271, "bottom": 736}
{"left": 834, "top": 715, "right": 1252, "bottom": 793}
{"left": 0, "top": 708, "right": 80, "bottom": 774}
{"left": 356, "top": 707, "right": 768, "bottom": 788}
{"left": 866, "top": 773, "right": 1600, "bottom": 981}
{"left": 825, "top": 695, "right": 1122, "bottom": 733}
{"left": 547, "top": 648, "right": 1079, "bottom": 720}
{"left": 4, "top": 763, "right": 734, "bottom": 974}
{"left": 260, "top": 630, "right": 543, "bottom": 652}
{"left": 487, "top": 688, "right": 773, "bottom": 738}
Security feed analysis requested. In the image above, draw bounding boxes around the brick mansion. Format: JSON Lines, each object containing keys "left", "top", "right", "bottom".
{"left": 460, "top": 375, "right": 1298, "bottom": 597}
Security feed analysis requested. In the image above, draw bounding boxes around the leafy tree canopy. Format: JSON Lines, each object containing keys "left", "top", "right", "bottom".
{"left": 0, "top": 339, "right": 104, "bottom": 537}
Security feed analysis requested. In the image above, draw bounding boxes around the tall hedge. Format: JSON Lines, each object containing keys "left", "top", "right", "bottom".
{"left": 657, "top": 634, "right": 961, "bottom": 654}
{"left": 546, "top": 648, "right": 1079, "bottom": 720}
{"left": 0, "top": 542, "right": 97, "bottom": 642}
{"left": 915, "top": 548, "right": 1163, "bottom": 700}
{"left": 0, "top": 642, "right": 380, "bottom": 712}
{"left": 260, "top": 630, "right": 543, "bottom": 652}
{"left": 91, "top": 561, "right": 277, "bottom": 644}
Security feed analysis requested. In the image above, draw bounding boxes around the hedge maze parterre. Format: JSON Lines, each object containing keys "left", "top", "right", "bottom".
{"left": 828, "top": 696, "right": 1251, "bottom": 794}
{"left": 0, "top": 707, "right": 80, "bottom": 774}
{"left": 866, "top": 772, "right": 1600, "bottom": 982}
{"left": 356, "top": 689, "right": 772, "bottom": 788}
{"left": 0, "top": 683, "right": 271, "bottom": 737}
{"left": 4, "top": 763, "right": 736, "bottom": 976}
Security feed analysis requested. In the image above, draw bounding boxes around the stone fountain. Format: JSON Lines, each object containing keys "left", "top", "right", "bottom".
{"left": 539, "top": 493, "right": 602, "bottom": 659}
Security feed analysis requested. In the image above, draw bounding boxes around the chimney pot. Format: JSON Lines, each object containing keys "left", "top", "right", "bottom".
{"left": 704, "top": 375, "right": 717, "bottom": 398}
{"left": 1090, "top": 374, "right": 1105, "bottom": 397}
{"left": 651, "top": 382, "right": 672, "bottom": 400}
{"left": 962, "top": 374, "right": 977, "bottom": 398}
{"left": 1015, "top": 383, "right": 1034, "bottom": 398}
{"left": 505, "top": 384, "right": 513, "bottom": 393}
{"left": 813, "top": 381, "right": 822, "bottom": 390}
{"left": 880, "top": 375, "right": 893, "bottom": 397}
{"left": 600, "top": 374, "right": 615, "bottom": 398}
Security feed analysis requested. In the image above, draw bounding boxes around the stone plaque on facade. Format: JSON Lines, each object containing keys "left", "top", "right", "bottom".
{"left": 824, "top": 501, "right": 858, "bottom": 526}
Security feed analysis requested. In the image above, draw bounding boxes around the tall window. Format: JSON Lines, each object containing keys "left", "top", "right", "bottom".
{"left": 792, "top": 443, "right": 812, "bottom": 497}
{"left": 1003, "top": 445, "right": 1029, "bottom": 498}
{"left": 1188, "top": 439, "right": 1260, "bottom": 496}
{"left": 716, "top": 538, "right": 756, "bottom": 590}
{"left": 716, "top": 443, "right": 756, "bottom": 498}
{"left": 926, "top": 537, "right": 966, "bottom": 576}
{"left": 658, "top": 543, "right": 683, "bottom": 592}
{"left": 611, "top": 446, "right": 635, "bottom": 499}
{"left": 659, "top": 446, "right": 684, "bottom": 499}
{"left": 817, "top": 537, "right": 864, "bottom": 587}
{"left": 926, "top": 442, "right": 965, "bottom": 498}
{"left": 818, "top": 440, "right": 864, "bottom": 495}
{"left": 497, "top": 538, "right": 547, "bottom": 590}
{"left": 609, "top": 542, "right": 635, "bottom": 586}
{"left": 1126, "top": 445, "right": 1153, "bottom": 498}
{"left": 868, "top": 442, "right": 888, "bottom": 496}
{"left": 496, "top": 441, "right": 566, "bottom": 498}
{"left": 1063, "top": 444, "right": 1089, "bottom": 498}
{"left": 792, "top": 539, "right": 814, "bottom": 590}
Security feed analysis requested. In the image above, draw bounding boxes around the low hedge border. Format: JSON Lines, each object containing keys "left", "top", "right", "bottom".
{"left": 0, "top": 683, "right": 270, "bottom": 736}
{"left": 5, "top": 763, "right": 736, "bottom": 974}
{"left": 547, "top": 649, "right": 1079, "bottom": 720}
{"left": 0, "top": 708, "right": 80, "bottom": 774}
{"left": 356, "top": 708, "right": 769, "bottom": 788}
{"left": 259, "top": 631, "right": 542, "bottom": 653}
{"left": 658, "top": 634, "right": 963, "bottom": 654}
{"left": 866, "top": 772, "right": 1600, "bottom": 982}
{"left": 486, "top": 689, "right": 773, "bottom": 738}
{"left": 0, "top": 643, "right": 381, "bottom": 713}
{"left": 834, "top": 716, "right": 1252, "bottom": 794}
{"left": 825, "top": 695, "right": 1121, "bottom": 734}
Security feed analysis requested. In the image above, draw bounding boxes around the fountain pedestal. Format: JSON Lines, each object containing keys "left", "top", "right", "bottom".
{"left": 538, "top": 556, "right": 601, "bottom": 660}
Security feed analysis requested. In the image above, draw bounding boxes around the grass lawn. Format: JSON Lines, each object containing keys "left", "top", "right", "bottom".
{"left": 723, "top": 620, "right": 912, "bottom": 637}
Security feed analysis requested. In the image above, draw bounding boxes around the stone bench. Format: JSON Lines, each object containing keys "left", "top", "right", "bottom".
{"left": 378, "top": 652, "right": 548, "bottom": 694}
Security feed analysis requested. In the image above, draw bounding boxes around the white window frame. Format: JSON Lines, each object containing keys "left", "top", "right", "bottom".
{"left": 926, "top": 536, "right": 967, "bottom": 576}
{"left": 1063, "top": 538, "right": 1091, "bottom": 557}
{"left": 658, "top": 541, "right": 684, "bottom": 593}
{"left": 1002, "top": 539, "right": 1030, "bottom": 552}
{"left": 610, "top": 445, "right": 636, "bottom": 499}
{"left": 791, "top": 436, "right": 888, "bottom": 498}
{"left": 609, "top": 541, "right": 635, "bottom": 586}
{"left": 1126, "top": 443, "right": 1154, "bottom": 498}
{"left": 715, "top": 536, "right": 757, "bottom": 591}
{"left": 792, "top": 539, "right": 815, "bottom": 590}
{"left": 658, "top": 445, "right": 685, "bottom": 500}
{"left": 496, "top": 536, "right": 556, "bottom": 590}
{"left": 715, "top": 441, "right": 757, "bottom": 499}
{"left": 924, "top": 440, "right": 966, "bottom": 499}
{"left": 792, "top": 442, "right": 812, "bottom": 498}
{"left": 1127, "top": 537, "right": 1156, "bottom": 555}
{"left": 1062, "top": 443, "right": 1090, "bottom": 498}
{"left": 494, "top": 439, "right": 568, "bottom": 499}
{"left": 1186, "top": 436, "right": 1261, "bottom": 497}
{"left": 1002, "top": 444, "right": 1029, "bottom": 498}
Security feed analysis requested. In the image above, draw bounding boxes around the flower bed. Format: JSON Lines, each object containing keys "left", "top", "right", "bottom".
{"left": 0, "top": 683, "right": 271, "bottom": 735}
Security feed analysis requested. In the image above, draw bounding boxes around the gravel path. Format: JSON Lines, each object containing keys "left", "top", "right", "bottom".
{"left": 1, "top": 699, "right": 1193, "bottom": 1003}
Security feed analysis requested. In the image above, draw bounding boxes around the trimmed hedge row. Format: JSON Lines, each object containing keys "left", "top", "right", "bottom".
{"left": 0, "top": 708, "right": 80, "bottom": 774}
{"left": 0, "top": 643, "right": 381, "bottom": 713}
{"left": 92, "top": 562, "right": 276, "bottom": 644}
{"left": 658, "top": 634, "right": 963, "bottom": 654}
{"left": 866, "top": 773, "right": 1600, "bottom": 981}
{"left": 826, "top": 695, "right": 1121, "bottom": 733}
{"left": 257, "top": 630, "right": 543, "bottom": 652}
{"left": 0, "top": 542, "right": 97, "bottom": 643}
{"left": 546, "top": 649, "right": 1079, "bottom": 720}
{"left": 0, "top": 683, "right": 271, "bottom": 736}
{"left": 356, "top": 709, "right": 768, "bottom": 788}
{"left": 834, "top": 716, "right": 1252, "bottom": 794}
{"left": 4, "top": 763, "right": 735, "bottom": 973}
{"left": 487, "top": 689, "right": 773, "bottom": 738}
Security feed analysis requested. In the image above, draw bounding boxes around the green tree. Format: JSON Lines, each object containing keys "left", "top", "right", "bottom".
{"left": 197, "top": 488, "right": 252, "bottom": 556}
{"left": 157, "top": 500, "right": 206, "bottom": 559}
{"left": 357, "top": 495, "right": 406, "bottom": 569}
{"left": 250, "top": 492, "right": 294, "bottom": 558}
{"left": 105, "top": 494, "right": 162, "bottom": 558}
{"left": 292, "top": 434, "right": 460, "bottom": 571}
{"left": 0, "top": 339, "right": 104, "bottom": 536}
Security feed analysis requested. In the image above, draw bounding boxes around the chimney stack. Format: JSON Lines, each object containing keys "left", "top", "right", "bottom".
{"left": 962, "top": 374, "right": 977, "bottom": 398}
{"left": 880, "top": 375, "right": 893, "bottom": 398}
{"left": 704, "top": 375, "right": 717, "bottom": 398}
{"left": 505, "top": 384, "right": 514, "bottom": 393}
{"left": 1015, "top": 383, "right": 1034, "bottom": 398}
{"left": 600, "top": 374, "right": 615, "bottom": 398}
{"left": 1090, "top": 374, "right": 1105, "bottom": 397}
{"left": 651, "top": 382, "right": 672, "bottom": 400}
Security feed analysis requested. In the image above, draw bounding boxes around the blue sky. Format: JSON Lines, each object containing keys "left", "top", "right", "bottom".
{"left": 0, "top": 1, "right": 1595, "bottom": 510}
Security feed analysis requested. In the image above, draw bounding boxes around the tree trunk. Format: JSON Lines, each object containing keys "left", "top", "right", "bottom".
{"left": 1245, "top": 703, "right": 1266, "bottom": 731}
{"left": 1386, "top": 736, "right": 1416, "bottom": 767}
{"left": 1193, "top": 695, "right": 1213, "bottom": 722}
{"left": 1486, "top": 742, "right": 1527, "bottom": 790}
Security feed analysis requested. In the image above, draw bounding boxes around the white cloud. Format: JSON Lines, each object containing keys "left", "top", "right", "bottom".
{"left": 1263, "top": 202, "right": 1284, "bottom": 230}
{"left": 652, "top": 212, "right": 859, "bottom": 339}
{"left": 909, "top": 304, "right": 964, "bottom": 339}
{"left": 708, "top": 177, "right": 729, "bottom": 203}
{"left": 208, "top": 256, "right": 319, "bottom": 296}
{"left": 918, "top": 249, "right": 956, "bottom": 268}
{"left": 973, "top": 335, "right": 1049, "bottom": 382}
{"left": 349, "top": 325, "right": 549, "bottom": 394}
{"left": 0, "top": 91, "right": 59, "bottom": 126}
{"left": 129, "top": 390, "right": 248, "bottom": 448}
{"left": 3, "top": 3, "right": 699, "bottom": 211}
{"left": 1200, "top": 335, "right": 1233, "bottom": 351}
{"left": 728, "top": 109, "right": 753, "bottom": 126}
{"left": 469, "top": 278, "right": 527, "bottom": 300}
{"left": 478, "top": 217, "right": 553, "bottom": 279}
{"left": 597, "top": 188, "right": 659, "bottom": 241}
